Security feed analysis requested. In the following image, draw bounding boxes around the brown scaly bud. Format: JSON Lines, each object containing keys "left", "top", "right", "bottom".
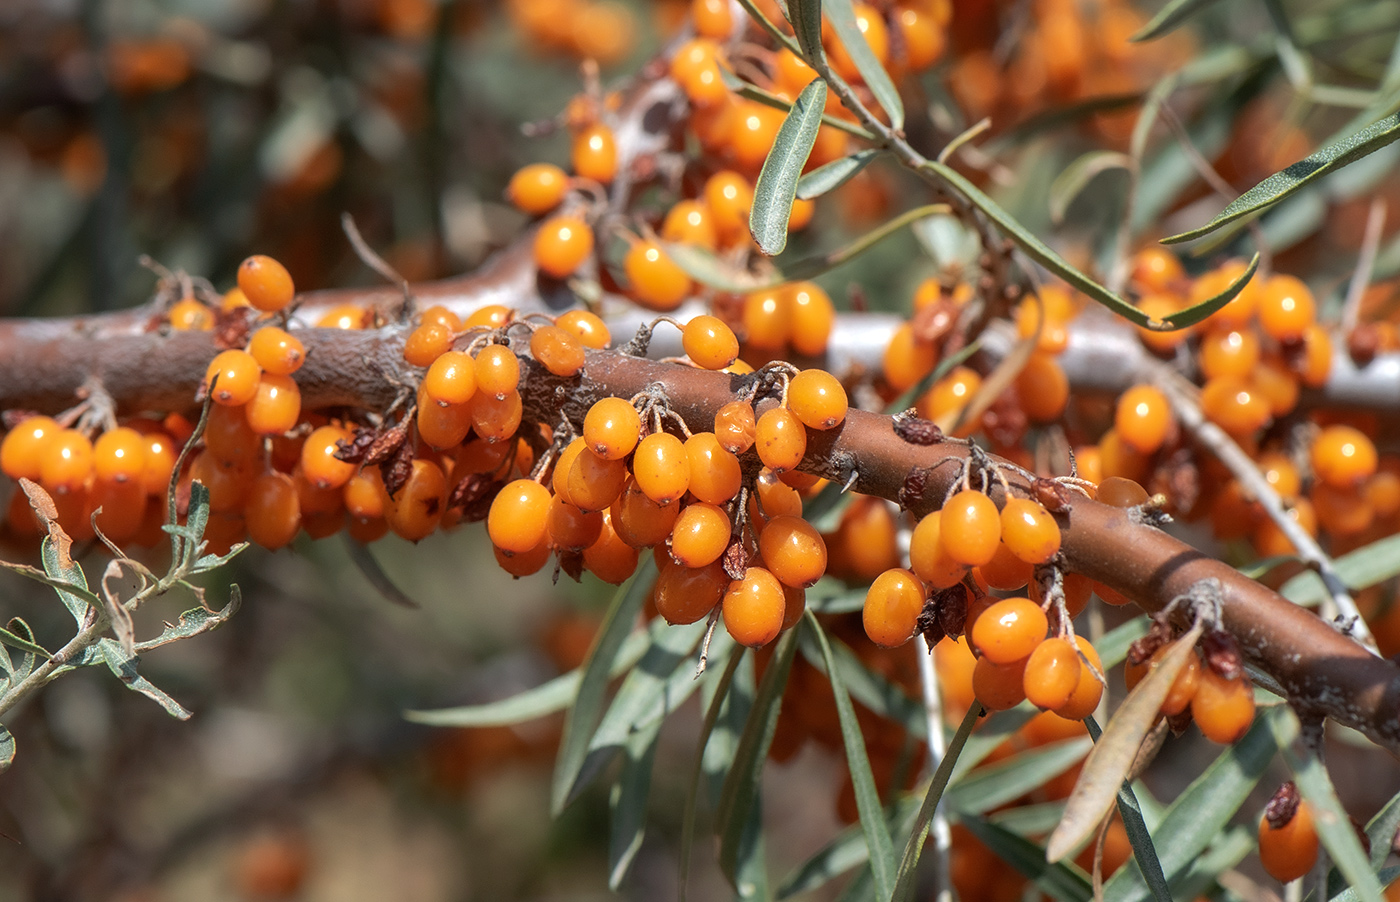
{"left": 212, "top": 306, "right": 254, "bottom": 350}
{"left": 450, "top": 474, "right": 503, "bottom": 522}
{"left": 334, "top": 427, "right": 376, "bottom": 465}
{"left": 892, "top": 410, "right": 944, "bottom": 446}
{"left": 1201, "top": 628, "right": 1243, "bottom": 681}
{"left": 1347, "top": 322, "right": 1381, "bottom": 367}
{"left": 899, "top": 465, "right": 933, "bottom": 511}
{"left": 555, "top": 550, "right": 585, "bottom": 584}
{"left": 1032, "top": 478, "right": 1073, "bottom": 513}
{"left": 381, "top": 440, "right": 414, "bottom": 499}
{"left": 363, "top": 419, "right": 412, "bottom": 466}
{"left": 1264, "top": 781, "right": 1301, "bottom": 830}
{"left": 934, "top": 583, "right": 969, "bottom": 639}
{"left": 722, "top": 537, "right": 752, "bottom": 581}
{"left": 915, "top": 602, "right": 946, "bottom": 649}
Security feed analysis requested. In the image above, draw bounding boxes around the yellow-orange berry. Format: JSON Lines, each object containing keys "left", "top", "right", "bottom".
{"left": 723, "top": 567, "right": 787, "bottom": 647}
{"left": 1022, "top": 637, "right": 1080, "bottom": 710}
{"left": 713, "top": 400, "right": 756, "bottom": 454}
{"left": 248, "top": 326, "right": 306, "bottom": 375}
{"left": 971, "top": 597, "right": 1047, "bottom": 664}
{"left": 245, "top": 471, "right": 300, "bottom": 550}
{"left": 245, "top": 374, "right": 301, "bottom": 436}
{"left": 556, "top": 309, "right": 611, "bottom": 349}
{"left": 534, "top": 216, "right": 595, "bottom": 279}
{"left": 1257, "top": 274, "right": 1316, "bottom": 343}
{"left": 682, "top": 315, "right": 739, "bottom": 370}
{"left": 423, "top": 350, "right": 477, "bottom": 406}
{"left": 571, "top": 123, "right": 617, "bottom": 184}
{"left": 863, "top": 568, "right": 925, "bottom": 648}
{"left": 1000, "top": 497, "right": 1060, "bottom": 565}
{"left": 300, "top": 425, "right": 356, "bottom": 490}
{"left": 755, "top": 407, "right": 807, "bottom": 473}
{"left": 507, "top": 162, "right": 569, "bottom": 215}
{"left": 632, "top": 432, "right": 689, "bottom": 504}
{"left": 1310, "top": 425, "right": 1377, "bottom": 490}
{"left": 758, "top": 515, "right": 827, "bottom": 588}
{"left": 939, "top": 489, "right": 1001, "bottom": 567}
{"left": 789, "top": 282, "right": 836, "bottom": 356}
{"left": 205, "top": 349, "right": 262, "bottom": 406}
{"left": 488, "top": 478, "right": 552, "bottom": 553}
{"left": 387, "top": 458, "right": 447, "bottom": 542}
{"left": 40, "top": 429, "right": 94, "bottom": 494}
{"left": 583, "top": 397, "right": 642, "bottom": 460}
{"left": 169, "top": 296, "right": 214, "bottom": 331}
{"left": 2, "top": 415, "right": 60, "bottom": 481}
{"left": 624, "top": 241, "right": 691, "bottom": 311}
{"left": 685, "top": 433, "right": 742, "bottom": 504}
{"left": 530, "top": 324, "right": 586, "bottom": 376}
{"left": 403, "top": 322, "right": 455, "bottom": 368}
{"left": 908, "top": 510, "right": 967, "bottom": 589}
{"left": 1258, "top": 795, "right": 1318, "bottom": 884}
{"left": 669, "top": 501, "right": 731, "bottom": 568}
{"left": 93, "top": 427, "right": 147, "bottom": 485}
{"left": 474, "top": 344, "right": 520, "bottom": 399}
{"left": 237, "top": 254, "right": 296, "bottom": 312}
{"left": 787, "top": 369, "right": 847, "bottom": 430}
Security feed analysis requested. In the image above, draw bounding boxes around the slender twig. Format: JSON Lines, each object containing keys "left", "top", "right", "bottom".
{"left": 916, "top": 637, "right": 953, "bottom": 902}
{"left": 1341, "top": 199, "right": 1387, "bottom": 332}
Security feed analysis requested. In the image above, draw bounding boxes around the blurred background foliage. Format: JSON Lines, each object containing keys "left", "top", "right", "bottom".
{"left": 1, "top": 0, "right": 1399, "bottom": 900}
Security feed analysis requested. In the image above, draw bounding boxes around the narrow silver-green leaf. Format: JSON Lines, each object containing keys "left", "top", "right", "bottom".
{"left": 680, "top": 646, "right": 744, "bottom": 902}
{"left": 98, "top": 639, "right": 191, "bottom": 719}
{"left": 40, "top": 536, "right": 93, "bottom": 624}
{"left": 718, "top": 627, "right": 799, "bottom": 884}
{"left": 962, "top": 816, "right": 1094, "bottom": 902}
{"left": 405, "top": 629, "right": 651, "bottom": 727}
{"left": 824, "top": 0, "right": 903, "bottom": 129}
{"left": 1270, "top": 707, "right": 1384, "bottom": 902}
{"left": 1049, "top": 151, "right": 1132, "bottom": 225}
{"left": 550, "top": 558, "right": 656, "bottom": 815}
{"left": 0, "top": 624, "right": 50, "bottom": 660}
{"left": 1330, "top": 868, "right": 1400, "bottom": 902}
{"left": 1102, "top": 711, "right": 1284, "bottom": 902}
{"left": 4, "top": 618, "right": 37, "bottom": 682}
{"left": 0, "top": 560, "right": 102, "bottom": 611}
{"left": 1096, "top": 617, "right": 1150, "bottom": 670}
{"left": 608, "top": 725, "right": 661, "bottom": 889}
{"left": 798, "top": 629, "right": 925, "bottom": 738}
{"left": 892, "top": 704, "right": 983, "bottom": 902}
{"left": 947, "top": 737, "right": 1093, "bottom": 815}
{"left": 134, "top": 590, "right": 240, "bottom": 653}
{"left": 990, "top": 801, "right": 1068, "bottom": 837}
{"left": 1047, "top": 624, "right": 1204, "bottom": 862}
{"left": 797, "top": 149, "right": 881, "bottom": 200}
{"left": 1164, "top": 112, "right": 1400, "bottom": 244}
{"left": 786, "top": 0, "right": 825, "bottom": 65}
{"left": 950, "top": 707, "right": 1038, "bottom": 782}
{"left": 752, "top": 78, "right": 828, "bottom": 256}
{"left": 1155, "top": 254, "right": 1259, "bottom": 330}
{"left": 1280, "top": 532, "right": 1400, "bottom": 606}
{"left": 804, "top": 612, "right": 897, "bottom": 901}
{"left": 1131, "top": 0, "right": 1224, "bottom": 42}
{"left": 0, "top": 724, "right": 13, "bottom": 773}
{"left": 778, "top": 796, "right": 922, "bottom": 898}
{"left": 921, "top": 159, "right": 1151, "bottom": 328}
{"left": 1085, "top": 717, "right": 1171, "bottom": 902}
{"left": 783, "top": 203, "right": 950, "bottom": 281}
{"left": 1364, "top": 788, "right": 1400, "bottom": 869}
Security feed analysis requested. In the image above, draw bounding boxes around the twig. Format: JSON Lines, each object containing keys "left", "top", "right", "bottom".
{"left": 916, "top": 636, "right": 953, "bottom": 902}
{"left": 1153, "top": 365, "right": 1378, "bottom": 653}
{"left": 341, "top": 213, "right": 413, "bottom": 318}
{"left": 1341, "top": 198, "right": 1387, "bottom": 333}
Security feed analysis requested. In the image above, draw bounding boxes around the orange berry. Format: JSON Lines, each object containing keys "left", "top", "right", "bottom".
{"left": 691, "top": 0, "right": 734, "bottom": 38}
{"left": 971, "top": 597, "right": 1047, "bottom": 664}
{"left": 661, "top": 199, "right": 718, "bottom": 250}
{"left": 169, "top": 296, "right": 214, "bottom": 331}
{"left": 583, "top": 397, "right": 641, "bottom": 460}
{"left": 547, "top": 495, "right": 604, "bottom": 551}
{"left": 1290, "top": 324, "right": 1332, "bottom": 388}
{"left": 403, "top": 322, "right": 455, "bottom": 368}
{"left": 1133, "top": 294, "right": 1188, "bottom": 353}
{"left": 703, "top": 171, "right": 753, "bottom": 240}
{"left": 787, "top": 369, "right": 847, "bottom": 430}
{"left": 474, "top": 345, "right": 520, "bottom": 398}
{"left": 624, "top": 241, "right": 691, "bottom": 310}
{"left": 488, "top": 478, "right": 552, "bottom": 553}
{"left": 1114, "top": 384, "right": 1173, "bottom": 455}
{"left": 755, "top": 407, "right": 807, "bottom": 473}
{"left": 2, "top": 415, "right": 60, "bottom": 481}
{"left": 205, "top": 349, "right": 262, "bottom": 406}
{"left": 315, "top": 303, "right": 367, "bottom": 330}
{"left": 1200, "top": 377, "right": 1271, "bottom": 436}
{"left": 300, "top": 425, "right": 356, "bottom": 489}
{"left": 977, "top": 542, "right": 1033, "bottom": 591}
{"left": 908, "top": 510, "right": 967, "bottom": 589}
{"left": 789, "top": 282, "right": 836, "bottom": 356}
{"left": 1015, "top": 352, "right": 1069, "bottom": 423}
{"left": 245, "top": 471, "right": 300, "bottom": 550}
{"left": 685, "top": 433, "right": 742, "bottom": 504}
{"left": 583, "top": 510, "right": 639, "bottom": 584}
{"left": 1053, "top": 637, "right": 1104, "bottom": 721}
{"left": 534, "top": 215, "right": 595, "bottom": 279}
{"left": 552, "top": 437, "right": 586, "bottom": 505}
{"left": 344, "top": 470, "right": 389, "bottom": 521}
{"left": 882, "top": 322, "right": 936, "bottom": 392}
{"left": 470, "top": 390, "right": 523, "bottom": 443}
{"left": 423, "top": 350, "right": 477, "bottom": 406}
{"left": 682, "top": 315, "right": 740, "bottom": 370}
{"left": 248, "top": 326, "right": 306, "bottom": 375}
{"left": 917, "top": 366, "right": 981, "bottom": 431}
{"left": 506, "top": 162, "right": 569, "bottom": 215}
{"left": 723, "top": 567, "right": 787, "bottom": 647}
{"left": 386, "top": 458, "right": 447, "bottom": 542}
{"left": 669, "top": 501, "right": 731, "bottom": 568}
{"left": 939, "top": 489, "right": 1001, "bottom": 567}
{"left": 556, "top": 309, "right": 611, "bottom": 349}
{"left": 895, "top": 4, "right": 946, "bottom": 70}
{"left": 140, "top": 432, "right": 178, "bottom": 497}
{"left": 750, "top": 467, "right": 804, "bottom": 525}
{"left": 571, "top": 123, "right": 617, "bottom": 183}
{"left": 420, "top": 305, "right": 462, "bottom": 332}
{"left": 1311, "top": 425, "right": 1377, "bottom": 490}
{"left": 654, "top": 558, "right": 729, "bottom": 624}
{"left": 632, "top": 432, "right": 690, "bottom": 504}
{"left": 1191, "top": 669, "right": 1255, "bottom": 743}
{"left": 567, "top": 447, "right": 628, "bottom": 512}
{"left": 1097, "top": 475, "right": 1149, "bottom": 508}
{"left": 758, "top": 515, "right": 827, "bottom": 588}
{"left": 743, "top": 289, "right": 792, "bottom": 351}
{"left": 1199, "top": 328, "right": 1260, "bottom": 381}
{"left": 730, "top": 101, "right": 786, "bottom": 171}
{"left": 237, "top": 254, "right": 295, "bottom": 312}
{"left": 1193, "top": 258, "right": 1258, "bottom": 330}
{"left": 714, "top": 400, "right": 757, "bottom": 454}
{"left": 245, "top": 374, "right": 302, "bottom": 436}
{"left": 495, "top": 536, "right": 550, "bottom": 578}
{"left": 973, "top": 656, "right": 1029, "bottom": 710}
{"left": 611, "top": 476, "right": 681, "bottom": 547}
{"left": 1256, "top": 274, "right": 1316, "bottom": 343}
{"left": 530, "top": 324, "right": 586, "bottom": 376}
{"left": 1000, "top": 497, "right": 1060, "bottom": 565}
{"left": 203, "top": 403, "right": 260, "bottom": 469}
{"left": 1259, "top": 797, "right": 1318, "bottom": 884}
{"left": 863, "top": 568, "right": 925, "bottom": 647}
{"left": 416, "top": 392, "right": 473, "bottom": 450}
{"left": 1023, "top": 637, "right": 1081, "bottom": 710}
{"left": 40, "top": 429, "right": 94, "bottom": 494}
{"left": 1130, "top": 246, "right": 1185, "bottom": 294}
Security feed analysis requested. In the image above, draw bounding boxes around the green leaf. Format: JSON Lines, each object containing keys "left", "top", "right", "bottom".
{"left": 1102, "top": 711, "right": 1284, "bottom": 902}
{"left": 950, "top": 707, "right": 1038, "bottom": 782}
{"left": 1047, "top": 624, "right": 1204, "bottom": 862}
{"left": 947, "top": 737, "right": 1093, "bottom": 816}
{"left": 1363, "top": 788, "right": 1400, "bottom": 869}
{"left": 752, "top": 78, "right": 828, "bottom": 256}
{"left": 1270, "top": 707, "right": 1384, "bottom": 902}
{"left": 1280, "top": 532, "right": 1400, "bottom": 606}
{"left": 797, "top": 149, "right": 882, "bottom": 200}
{"left": 4, "top": 618, "right": 38, "bottom": 682}
{"left": 824, "top": 0, "right": 903, "bottom": 129}
{"left": 778, "top": 796, "right": 922, "bottom": 898}
{"left": 0, "top": 560, "right": 103, "bottom": 613}
{"left": 343, "top": 537, "right": 419, "bottom": 608}
{"left": 1084, "top": 717, "right": 1170, "bottom": 902}
{"left": 785, "top": 0, "right": 825, "bottom": 66}
{"left": 0, "top": 723, "right": 13, "bottom": 773}
{"left": 803, "top": 613, "right": 898, "bottom": 900}
{"left": 1049, "top": 151, "right": 1132, "bottom": 225}
{"left": 1131, "top": 0, "right": 1224, "bottom": 42}
{"left": 181, "top": 480, "right": 212, "bottom": 568}
{"left": 407, "top": 630, "right": 650, "bottom": 727}
{"left": 608, "top": 724, "right": 661, "bottom": 889}
{"left": 190, "top": 543, "right": 248, "bottom": 574}
{"left": 798, "top": 629, "right": 925, "bottom": 739}
{"left": 680, "top": 646, "right": 744, "bottom": 902}
{"left": 0, "top": 621, "right": 50, "bottom": 661}
{"left": 990, "top": 801, "right": 1068, "bottom": 837}
{"left": 717, "top": 626, "right": 799, "bottom": 884}
{"left": 133, "top": 590, "right": 241, "bottom": 654}
{"left": 920, "top": 158, "right": 1151, "bottom": 328}
{"left": 962, "top": 816, "right": 1094, "bottom": 902}
{"left": 1096, "top": 616, "right": 1150, "bottom": 670}
{"left": 731, "top": 79, "right": 877, "bottom": 140}
{"left": 98, "top": 639, "right": 191, "bottom": 719}
{"left": 1331, "top": 868, "right": 1400, "bottom": 902}
{"left": 1164, "top": 112, "right": 1400, "bottom": 244}
{"left": 40, "top": 536, "right": 94, "bottom": 624}
{"left": 1152, "top": 254, "right": 1260, "bottom": 331}
{"left": 1171, "top": 827, "right": 1253, "bottom": 901}
{"left": 550, "top": 558, "right": 656, "bottom": 815}
{"left": 892, "top": 704, "right": 983, "bottom": 902}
